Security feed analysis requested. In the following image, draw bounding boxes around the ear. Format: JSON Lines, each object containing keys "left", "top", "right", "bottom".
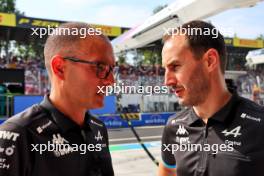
{"left": 203, "top": 48, "right": 219, "bottom": 73}
{"left": 50, "top": 55, "right": 65, "bottom": 80}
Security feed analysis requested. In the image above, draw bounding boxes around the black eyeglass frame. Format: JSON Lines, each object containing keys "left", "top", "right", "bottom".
{"left": 63, "top": 57, "right": 114, "bottom": 79}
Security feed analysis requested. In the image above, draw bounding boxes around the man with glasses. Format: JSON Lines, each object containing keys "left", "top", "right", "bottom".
{"left": 0, "top": 22, "right": 115, "bottom": 176}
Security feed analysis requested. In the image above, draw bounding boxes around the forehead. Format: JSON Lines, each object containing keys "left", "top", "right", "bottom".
{"left": 162, "top": 35, "right": 188, "bottom": 54}
{"left": 78, "top": 37, "right": 115, "bottom": 65}
{"left": 162, "top": 35, "right": 190, "bottom": 66}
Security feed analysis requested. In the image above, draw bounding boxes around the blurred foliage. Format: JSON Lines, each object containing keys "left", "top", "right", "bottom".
{"left": 0, "top": 0, "right": 16, "bottom": 13}
{"left": 0, "top": 0, "right": 23, "bottom": 14}
{"left": 140, "top": 49, "right": 162, "bottom": 65}
{"left": 0, "top": 0, "right": 41, "bottom": 60}
{"left": 14, "top": 41, "right": 44, "bottom": 58}
{"left": 256, "top": 34, "right": 264, "bottom": 40}
{"left": 117, "top": 52, "right": 126, "bottom": 64}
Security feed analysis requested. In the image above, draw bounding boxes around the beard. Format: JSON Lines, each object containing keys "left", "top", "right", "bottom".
{"left": 179, "top": 65, "right": 211, "bottom": 106}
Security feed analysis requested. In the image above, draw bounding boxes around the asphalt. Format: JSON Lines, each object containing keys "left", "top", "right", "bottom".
{"left": 108, "top": 126, "right": 164, "bottom": 176}
{"left": 108, "top": 126, "right": 164, "bottom": 144}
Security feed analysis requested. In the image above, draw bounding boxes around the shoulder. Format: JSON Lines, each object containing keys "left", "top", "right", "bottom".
{"left": 0, "top": 104, "right": 49, "bottom": 137}
{"left": 235, "top": 95, "right": 264, "bottom": 124}
{"left": 166, "top": 108, "right": 191, "bottom": 127}
{"left": 237, "top": 96, "right": 264, "bottom": 113}
{"left": 0, "top": 105, "right": 48, "bottom": 174}
{"left": 236, "top": 96, "right": 264, "bottom": 119}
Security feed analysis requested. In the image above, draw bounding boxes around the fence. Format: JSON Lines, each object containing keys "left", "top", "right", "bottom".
{"left": 0, "top": 94, "right": 14, "bottom": 118}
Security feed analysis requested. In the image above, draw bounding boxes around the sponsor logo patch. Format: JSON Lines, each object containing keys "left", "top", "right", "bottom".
{"left": 0, "top": 131, "right": 20, "bottom": 142}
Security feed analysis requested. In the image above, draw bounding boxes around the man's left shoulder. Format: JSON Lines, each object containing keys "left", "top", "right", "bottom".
{"left": 237, "top": 96, "right": 264, "bottom": 114}
{"left": 236, "top": 95, "right": 264, "bottom": 124}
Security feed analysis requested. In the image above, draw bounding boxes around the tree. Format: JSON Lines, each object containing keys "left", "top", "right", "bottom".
{"left": 0, "top": 0, "right": 16, "bottom": 13}
{"left": 117, "top": 52, "right": 126, "bottom": 65}
{"left": 256, "top": 34, "right": 264, "bottom": 40}
{"left": 14, "top": 41, "right": 44, "bottom": 59}
{"left": 0, "top": 0, "right": 27, "bottom": 63}
{"left": 139, "top": 48, "right": 162, "bottom": 65}
{"left": 0, "top": 0, "right": 23, "bottom": 14}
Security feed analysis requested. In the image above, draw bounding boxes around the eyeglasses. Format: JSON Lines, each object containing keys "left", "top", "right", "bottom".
{"left": 63, "top": 57, "right": 114, "bottom": 79}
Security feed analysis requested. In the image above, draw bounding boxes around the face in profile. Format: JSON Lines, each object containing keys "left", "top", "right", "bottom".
{"left": 62, "top": 37, "right": 115, "bottom": 110}
{"left": 162, "top": 35, "right": 210, "bottom": 106}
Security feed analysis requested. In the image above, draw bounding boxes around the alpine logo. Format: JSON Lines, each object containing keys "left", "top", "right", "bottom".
{"left": 176, "top": 125, "right": 189, "bottom": 135}
{"left": 95, "top": 131, "right": 103, "bottom": 141}
{"left": 0, "top": 131, "right": 20, "bottom": 142}
{"left": 222, "top": 126, "right": 242, "bottom": 138}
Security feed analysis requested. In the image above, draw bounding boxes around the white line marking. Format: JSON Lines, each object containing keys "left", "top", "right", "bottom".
{"left": 109, "top": 135, "right": 161, "bottom": 142}
{"left": 109, "top": 126, "right": 164, "bottom": 131}
{"left": 134, "top": 126, "right": 164, "bottom": 129}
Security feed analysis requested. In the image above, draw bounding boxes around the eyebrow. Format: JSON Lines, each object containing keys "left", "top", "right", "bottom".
{"left": 163, "top": 59, "right": 181, "bottom": 67}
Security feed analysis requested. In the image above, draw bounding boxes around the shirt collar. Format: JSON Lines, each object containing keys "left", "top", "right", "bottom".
{"left": 39, "top": 95, "right": 91, "bottom": 133}
{"left": 188, "top": 93, "right": 240, "bottom": 126}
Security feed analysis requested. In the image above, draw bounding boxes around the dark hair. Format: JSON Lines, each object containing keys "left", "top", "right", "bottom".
{"left": 225, "top": 78, "right": 237, "bottom": 94}
{"left": 163, "top": 20, "right": 227, "bottom": 73}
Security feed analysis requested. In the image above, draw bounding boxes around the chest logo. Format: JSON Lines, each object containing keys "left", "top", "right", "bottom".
{"left": 52, "top": 134, "right": 73, "bottom": 157}
{"left": 176, "top": 125, "right": 190, "bottom": 144}
{"left": 52, "top": 134, "right": 69, "bottom": 144}
{"left": 95, "top": 131, "right": 103, "bottom": 141}
{"left": 176, "top": 125, "right": 189, "bottom": 135}
{"left": 0, "top": 131, "right": 20, "bottom": 142}
{"left": 222, "top": 126, "right": 242, "bottom": 138}
{"left": 241, "top": 113, "right": 261, "bottom": 122}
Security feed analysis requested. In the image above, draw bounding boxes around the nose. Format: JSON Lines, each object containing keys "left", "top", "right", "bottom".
{"left": 164, "top": 69, "right": 177, "bottom": 86}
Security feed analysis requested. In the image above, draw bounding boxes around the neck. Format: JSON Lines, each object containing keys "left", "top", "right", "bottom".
{"left": 193, "top": 79, "right": 232, "bottom": 124}
{"left": 49, "top": 91, "right": 86, "bottom": 126}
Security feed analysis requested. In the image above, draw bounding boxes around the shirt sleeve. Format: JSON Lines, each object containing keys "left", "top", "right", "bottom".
{"left": 161, "top": 120, "right": 176, "bottom": 169}
{"left": 0, "top": 122, "right": 31, "bottom": 176}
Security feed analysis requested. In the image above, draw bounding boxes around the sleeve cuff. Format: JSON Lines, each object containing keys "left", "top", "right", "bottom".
{"left": 162, "top": 160, "right": 176, "bottom": 169}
